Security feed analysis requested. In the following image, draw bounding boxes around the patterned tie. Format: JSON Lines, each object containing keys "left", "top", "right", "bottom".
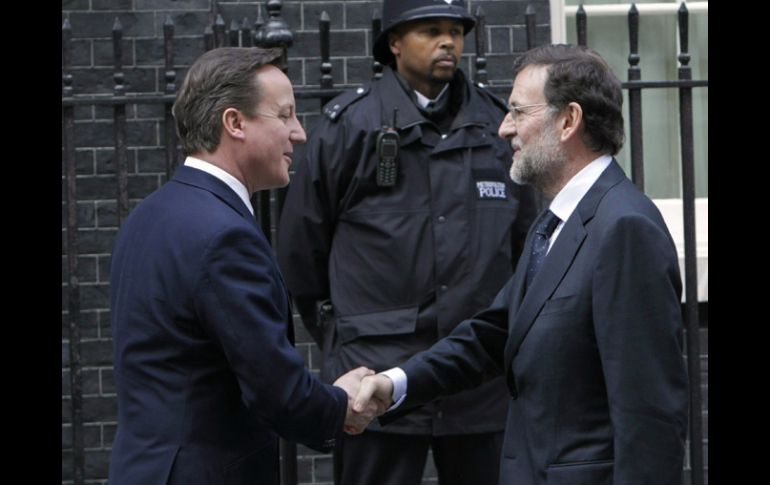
{"left": 525, "top": 210, "right": 561, "bottom": 290}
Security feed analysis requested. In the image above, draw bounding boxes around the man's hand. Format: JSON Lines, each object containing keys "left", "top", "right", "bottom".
{"left": 353, "top": 374, "right": 394, "bottom": 415}
{"left": 333, "top": 367, "right": 388, "bottom": 435}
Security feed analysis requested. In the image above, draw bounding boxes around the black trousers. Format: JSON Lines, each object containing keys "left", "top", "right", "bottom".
{"left": 334, "top": 430, "right": 504, "bottom": 485}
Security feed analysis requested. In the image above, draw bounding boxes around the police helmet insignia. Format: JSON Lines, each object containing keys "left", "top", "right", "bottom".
{"left": 373, "top": 0, "right": 475, "bottom": 65}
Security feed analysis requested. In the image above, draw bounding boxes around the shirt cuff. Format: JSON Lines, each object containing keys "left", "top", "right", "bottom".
{"left": 380, "top": 367, "right": 407, "bottom": 411}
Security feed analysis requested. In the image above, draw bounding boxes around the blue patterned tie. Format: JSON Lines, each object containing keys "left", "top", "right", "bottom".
{"left": 525, "top": 210, "right": 561, "bottom": 290}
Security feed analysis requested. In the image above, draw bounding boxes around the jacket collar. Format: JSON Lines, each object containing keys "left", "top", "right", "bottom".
{"left": 171, "top": 165, "right": 256, "bottom": 223}
{"left": 376, "top": 67, "right": 496, "bottom": 155}
{"left": 378, "top": 66, "right": 430, "bottom": 130}
{"left": 377, "top": 66, "right": 490, "bottom": 131}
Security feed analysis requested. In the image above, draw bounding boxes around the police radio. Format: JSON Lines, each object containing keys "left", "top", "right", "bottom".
{"left": 376, "top": 108, "right": 400, "bottom": 187}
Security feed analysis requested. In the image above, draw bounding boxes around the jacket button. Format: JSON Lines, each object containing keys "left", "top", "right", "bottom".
{"left": 437, "top": 216, "right": 446, "bottom": 223}
{"left": 440, "top": 285, "right": 448, "bottom": 292}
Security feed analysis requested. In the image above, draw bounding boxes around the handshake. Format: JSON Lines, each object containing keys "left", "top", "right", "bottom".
{"left": 332, "top": 367, "right": 395, "bottom": 434}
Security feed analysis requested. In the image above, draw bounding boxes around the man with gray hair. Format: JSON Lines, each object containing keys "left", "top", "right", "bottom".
{"left": 355, "top": 44, "right": 689, "bottom": 485}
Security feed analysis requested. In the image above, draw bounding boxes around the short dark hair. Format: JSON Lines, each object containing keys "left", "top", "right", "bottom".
{"left": 512, "top": 44, "right": 625, "bottom": 155}
{"left": 172, "top": 47, "right": 283, "bottom": 155}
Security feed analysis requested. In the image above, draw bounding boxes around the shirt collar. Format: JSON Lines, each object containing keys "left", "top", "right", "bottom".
{"left": 414, "top": 83, "right": 449, "bottom": 109}
{"left": 183, "top": 156, "right": 254, "bottom": 215}
{"left": 549, "top": 154, "right": 613, "bottom": 224}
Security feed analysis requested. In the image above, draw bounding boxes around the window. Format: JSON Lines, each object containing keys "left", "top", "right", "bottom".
{"left": 554, "top": 0, "right": 707, "bottom": 199}
{"left": 551, "top": 1, "right": 708, "bottom": 300}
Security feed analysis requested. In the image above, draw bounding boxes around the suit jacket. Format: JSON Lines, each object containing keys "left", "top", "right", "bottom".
{"left": 398, "top": 160, "right": 689, "bottom": 484}
{"left": 108, "top": 166, "right": 347, "bottom": 485}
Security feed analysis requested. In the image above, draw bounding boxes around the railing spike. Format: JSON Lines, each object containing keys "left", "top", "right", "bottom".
{"left": 525, "top": 4, "right": 536, "bottom": 50}
{"left": 214, "top": 14, "right": 226, "bottom": 47}
{"left": 204, "top": 24, "right": 214, "bottom": 51}
{"left": 576, "top": 4, "right": 587, "bottom": 47}
{"left": 229, "top": 19, "right": 240, "bottom": 46}
{"left": 112, "top": 17, "right": 124, "bottom": 96}
{"left": 241, "top": 17, "right": 252, "bottom": 47}
{"left": 319, "top": 10, "right": 332, "bottom": 93}
{"left": 62, "top": 18, "right": 73, "bottom": 98}
{"left": 678, "top": 2, "right": 690, "bottom": 66}
{"left": 474, "top": 5, "right": 487, "bottom": 85}
{"left": 371, "top": 9, "right": 383, "bottom": 79}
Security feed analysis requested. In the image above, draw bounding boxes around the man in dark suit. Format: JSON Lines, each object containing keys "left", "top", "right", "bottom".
{"left": 353, "top": 44, "right": 689, "bottom": 485}
{"left": 108, "top": 47, "right": 382, "bottom": 485}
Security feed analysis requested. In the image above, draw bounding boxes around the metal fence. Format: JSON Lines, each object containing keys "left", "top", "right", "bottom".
{"left": 61, "top": 2, "right": 707, "bottom": 484}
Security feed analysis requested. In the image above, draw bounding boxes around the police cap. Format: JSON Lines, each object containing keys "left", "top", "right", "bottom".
{"left": 373, "top": 0, "right": 476, "bottom": 65}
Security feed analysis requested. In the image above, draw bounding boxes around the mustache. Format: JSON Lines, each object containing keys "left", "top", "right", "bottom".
{"left": 433, "top": 54, "right": 458, "bottom": 65}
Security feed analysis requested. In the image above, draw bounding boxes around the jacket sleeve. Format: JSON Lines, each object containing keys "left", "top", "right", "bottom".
{"left": 277, "top": 120, "right": 345, "bottom": 343}
{"left": 397, "top": 275, "right": 514, "bottom": 408}
{"left": 195, "top": 225, "right": 347, "bottom": 452}
{"left": 592, "top": 214, "right": 689, "bottom": 484}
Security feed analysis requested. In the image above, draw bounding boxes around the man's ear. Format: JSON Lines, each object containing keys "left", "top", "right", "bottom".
{"left": 388, "top": 31, "right": 402, "bottom": 59}
{"left": 222, "top": 107, "right": 246, "bottom": 141}
{"left": 559, "top": 102, "right": 583, "bottom": 143}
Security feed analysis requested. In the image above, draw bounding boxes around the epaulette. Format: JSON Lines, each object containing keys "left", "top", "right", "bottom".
{"left": 473, "top": 82, "right": 509, "bottom": 113}
{"left": 322, "top": 85, "right": 370, "bottom": 121}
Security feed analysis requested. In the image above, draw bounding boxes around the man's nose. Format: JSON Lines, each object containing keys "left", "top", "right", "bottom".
{"left": 290, "top": 118, "right": 307, "bottom": 144}
{"left": 498, "top": 113, "right": 516, "bottom": 139}
{"left": 439, "top": 33, "right": 455, "bottom": 50}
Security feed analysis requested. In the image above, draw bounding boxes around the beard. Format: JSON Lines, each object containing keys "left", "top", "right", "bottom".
{"left": 428, "top": 67, "right": 456, "bottom": 85}
{"left": 428, "top": 55, "right": 458, "bottom": 84}
{"left": 428, "top": 71, "right": 455, "bottom": 84}
{"left": 509, "top": 122, "right": 567, "bottom": 190}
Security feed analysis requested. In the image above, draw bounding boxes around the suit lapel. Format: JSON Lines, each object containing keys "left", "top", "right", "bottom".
{"left": 503, "top": 217, "right": 587, "bottom": 366}
{"left": 503, "top": 160, "right": 628, "bottom": 370}
{"left": 510, "top": 214, "right": 539, "bottom": 307}
{"left": 502, "top": 223, "right": 535, "bottom": 368}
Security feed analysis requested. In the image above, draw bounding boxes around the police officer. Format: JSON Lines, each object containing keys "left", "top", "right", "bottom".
{"left": 278, "top": 1, "right": 537, "bottom": 484}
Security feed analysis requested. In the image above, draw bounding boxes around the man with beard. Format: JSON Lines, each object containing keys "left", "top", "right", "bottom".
{"left": 277, "top": 1, "right": 537, "bottom": 484}
{"left": 354, "top": 44, "right": 690, "bottom": 485}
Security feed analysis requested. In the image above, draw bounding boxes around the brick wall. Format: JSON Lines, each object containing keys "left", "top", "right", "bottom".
{"left": 61, "top": 1, "right": 706, "bottom": 484}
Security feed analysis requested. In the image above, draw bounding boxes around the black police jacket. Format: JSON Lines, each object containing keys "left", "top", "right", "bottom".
{"left": 278, "top": 66, "right": 537, "bottom": 435}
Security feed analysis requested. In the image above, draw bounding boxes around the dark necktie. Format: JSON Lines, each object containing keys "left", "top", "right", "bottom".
{"left": 525, "top": 210, "right": 561, "bottom": 290}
